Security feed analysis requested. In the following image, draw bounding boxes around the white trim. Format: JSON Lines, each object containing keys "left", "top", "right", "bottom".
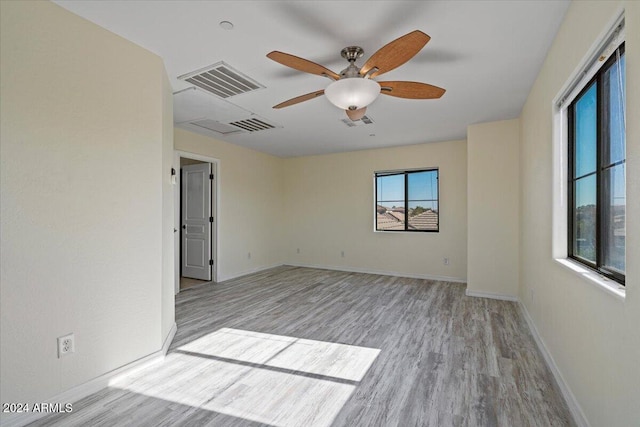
{"left": 0, "top": 322, "right": 177, "bottom": 427}
{"left": 217, "top": 263, "right": 284, "bottom": 283}
{"left": 550, "top": 7, "right": 627, "bottom": 293}
{"left": 174, "top": 150, "right": 221, "bottom": 165}
{"left": 285, "top": 263, "right": 466, "bottom": 283}
{"left": 519, "top": 302, "right": 590, "bottom": 427}
{"left": 554, "top": 258, "right": 625, "bottom": 301}
{"left": 220, "top": 263, "right": 466, "bottom": 284}
{"left": 554, "top": 8, "right": 625, "bottom": 109}
{"left": 465, "top": 289, "right": 518, "bottom": 301}
{"left": 161, "top": 322, "right": 178, "bottom": 355}
{"left": 173, "top": 150, "right": 221, "bottom": 293}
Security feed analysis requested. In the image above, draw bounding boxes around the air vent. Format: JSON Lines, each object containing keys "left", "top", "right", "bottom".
{"left": 230, "top": 118, "right": 277, "bottom": 132}
{"left": 189, "top": 119, "right": 243, "bottom": 135}
{"left": 179, "top": 61, "right": 264, "bottom": 98}
{"left": 341, "top": 115, "right": 374, "bottom": 127}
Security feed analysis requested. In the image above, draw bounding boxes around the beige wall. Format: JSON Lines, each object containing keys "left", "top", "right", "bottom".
{"left": 467, "top": 119, "right": 520, "bottom": 298}
{"left": 174, "top": 128, "right": 284, "bottom": 281}
{"left": 283, "top": 140, "right": 467, "bottom": 281}
{"left": 3, "top": 1, "right": 638, "bottom": 426}
{"left": 0, "top": 0, "right": 173, "bottom": 416}
{"left": 174, "top": 132, "right": 466, "bottom": 282}
{"left": 520, "top": 1, "right": 639, "bottom": 426}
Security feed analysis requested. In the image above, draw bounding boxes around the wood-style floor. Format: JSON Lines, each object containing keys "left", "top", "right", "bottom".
{"left": 30, "top": 266, "right": 574, "bottom": 427}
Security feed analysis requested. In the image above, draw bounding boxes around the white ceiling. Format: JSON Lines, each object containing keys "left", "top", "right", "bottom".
{"left": 54, "top": 0, "right": 570, "bottom": 158}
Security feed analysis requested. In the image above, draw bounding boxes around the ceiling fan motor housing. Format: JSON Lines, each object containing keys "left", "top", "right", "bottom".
{"left": 341, "top": 46, "right": 364, "bottom": 61}
{"left": 340, "top": 47, "right": 365, "bottom": 79}
{"left": 340, "top": 63, "right": 361, "bottom": 79}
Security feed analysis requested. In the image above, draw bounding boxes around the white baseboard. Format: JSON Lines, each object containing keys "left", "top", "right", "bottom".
{"left": 1, "top": 322, "right": 178, "bottom": 427}
{"left": 217, "top": 263, "right": 284, "bottom": 283}
{"left": 519, "top": 303, "right": 590, "bottom": 427}
{"left": 161, "top": 322, "right": 177, "bottom": 355}
{"left": 465, "top": 289, "right": 518, "bottom": 301}
{"left": 285, "top": 262, "right": 466, "bottom": 283}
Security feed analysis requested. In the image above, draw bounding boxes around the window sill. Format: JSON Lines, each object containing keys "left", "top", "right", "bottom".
{"left": 554, "top": 258, "right": 626, "bottom": 301}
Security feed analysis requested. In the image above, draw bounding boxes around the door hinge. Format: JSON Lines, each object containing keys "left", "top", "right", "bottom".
{"left": 209, "top": 174, "right": 214, "bottom": 180}
{"left": 209, "top": 217, "right": 214, "bottom": 222}
{"left": 209, "top": 260, "right": 214, "bottom": 266}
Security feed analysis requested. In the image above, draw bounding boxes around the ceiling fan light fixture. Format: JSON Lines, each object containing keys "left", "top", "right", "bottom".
{"left": 324, "top": 77, "right": 381, "bottom": 110}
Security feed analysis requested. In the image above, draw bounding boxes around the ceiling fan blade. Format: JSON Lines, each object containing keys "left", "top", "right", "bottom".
{"left": 345, "top": 107, "right": 367, "bottom": 121}
{"left": 378, "top": 81, "right": 445, "bottom": 99}
{"left": 267, "top": 51, "right": 340, "bottom": 80}
{"left": 360, "top": 30, "right": 430, "bottom": 78}
{"left": 273, "top": 89, "right": 325, "bottom": 109}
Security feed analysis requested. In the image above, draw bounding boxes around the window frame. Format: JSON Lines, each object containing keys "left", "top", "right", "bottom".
{"left": 374, "top": 168, "right": 439, "bottom": 233}
{"left": 567, "top": 42, "right": 625, "bottom": 286}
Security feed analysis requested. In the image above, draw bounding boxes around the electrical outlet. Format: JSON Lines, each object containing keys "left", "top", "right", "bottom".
{"left": 247, "top": 252, "right": 251, "bottom": 260}
{"left": 341, "top": 250, "right": 345, "bottom": 258}
{"left": 443, "top": 257, "right": 450, "bottom": 265}
{"left": 57, "top": 333, "right": 75, "bottom": 358}
{"left": 530, "top": 288, "right": 535, "bottom": 302}
{"left": 296, "top": 248, "right": 300, "bottom": 254}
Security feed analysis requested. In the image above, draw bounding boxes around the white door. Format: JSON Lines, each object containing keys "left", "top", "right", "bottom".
{"left": 181, "top": 163, "right": 212, "bottom": 281}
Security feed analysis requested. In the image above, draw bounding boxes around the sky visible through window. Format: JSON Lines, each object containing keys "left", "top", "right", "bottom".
{"left": 377, "top": 170, "right": 438, "bottom": 211}
{"left": 574, "top": 55, "right": 625, "bottom": 209}
{"left": 376, "top": 170, "right": 439, "bottom": 231}
{"left": 571, "top": 49, "right": 625, "bottom": 275}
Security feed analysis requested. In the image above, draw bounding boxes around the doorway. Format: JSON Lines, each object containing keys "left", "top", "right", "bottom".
{"left": 174, "top": 151, "right": 219, "bottom": 294}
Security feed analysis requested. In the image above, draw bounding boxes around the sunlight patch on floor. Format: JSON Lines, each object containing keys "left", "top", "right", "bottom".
{"left": 179, "top": 328, "right": 381, "bottom": 381}
{"left": 111, "top": 328, "right": 380, "bottom": 427}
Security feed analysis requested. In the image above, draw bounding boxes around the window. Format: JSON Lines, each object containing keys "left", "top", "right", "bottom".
{"left": 568, "top": 43, "right": 625, "bottom": 285}
{"left": 375, "top": 169, "right": 438, "bottom": 232}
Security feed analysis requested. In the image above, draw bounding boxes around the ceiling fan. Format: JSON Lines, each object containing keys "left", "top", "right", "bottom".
{"left": 267, "top": 30, "right": 445, "bottom": 120}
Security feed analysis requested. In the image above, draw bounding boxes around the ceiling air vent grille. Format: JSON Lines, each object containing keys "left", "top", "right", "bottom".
{"left": 230, "top": 118, "right": 277, "bottom": 132}
{"left": 179, "top": 61, "right": 264, "bottom": 98}
{"left": 189, "top": 119, "right": 243, "bottom": 135}
{"left": 342, "top": 115, "right": 374, "bottom": 127}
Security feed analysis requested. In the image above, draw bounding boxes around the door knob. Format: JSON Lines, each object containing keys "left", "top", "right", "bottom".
{"left": 182, "top": 225, "right": 186, "bottom": 229}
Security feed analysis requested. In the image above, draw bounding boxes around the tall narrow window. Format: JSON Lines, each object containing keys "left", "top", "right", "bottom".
{"left": 568, "top": 43, "right": 625, "bottom": 285}
{"left": 375, "top": 169, "right": 439, "bottom": 232}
